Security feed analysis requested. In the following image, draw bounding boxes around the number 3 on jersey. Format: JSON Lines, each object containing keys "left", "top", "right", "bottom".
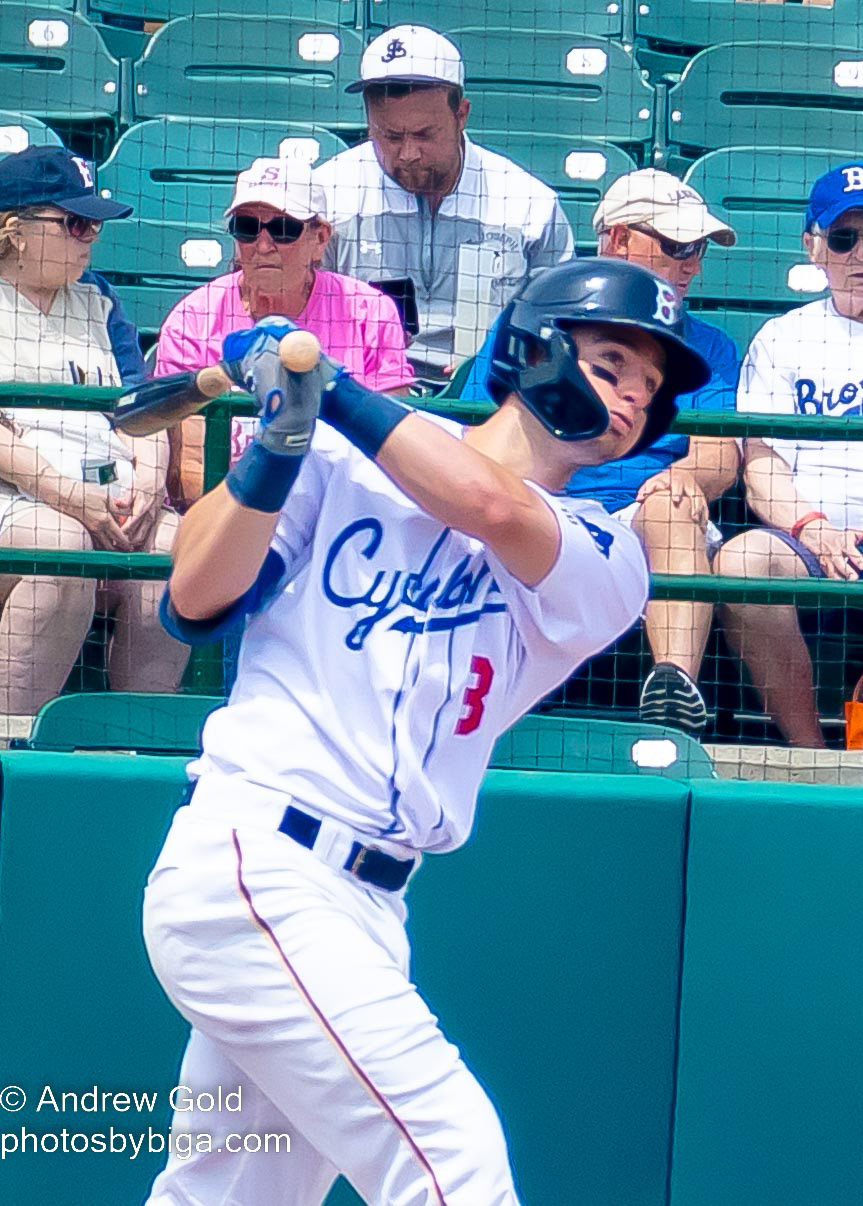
{"left": 455, "top": 656, "right": 494, "bottom": 735}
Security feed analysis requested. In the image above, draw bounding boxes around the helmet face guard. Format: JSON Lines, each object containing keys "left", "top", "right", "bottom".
{"left": 493, "top": 321, "right": 612, "bottom": 442}
{"left": 487, "top": 259, "right": 711, "bottom": 458}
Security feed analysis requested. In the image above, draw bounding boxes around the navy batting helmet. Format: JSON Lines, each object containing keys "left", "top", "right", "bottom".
{"left": 487, "top": 258, "right": 710, "bottom": 458}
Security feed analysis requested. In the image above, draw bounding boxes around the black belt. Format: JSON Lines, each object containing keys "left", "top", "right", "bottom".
{"left": 278, "top": 806, "right": 415, "bottom": 892}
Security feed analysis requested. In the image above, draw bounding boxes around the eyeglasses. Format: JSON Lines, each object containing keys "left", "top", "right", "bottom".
{"left": 825, "top": 227, "right": 863, "bottom": 255}
{"left": 21, "top": 213, "right": 103, "bottom": 241}
{"left": 228, "top": 213, "right": 307, "bottom": 244}
{"left": 630, "top": 224, "right": 709, "bottom": 261}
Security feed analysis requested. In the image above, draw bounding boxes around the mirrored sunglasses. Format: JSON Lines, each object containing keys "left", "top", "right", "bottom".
{"left": 229, "top": 213, "right": 307, "bottom": 244}
{"left": 631, "top": 224, "right": 709, "bottom": 261}
{"left": 23, "top": 213, "right": 103, "bottom": 241}
{"left": 826, "top": 227, "right": 862, "bottom": 255}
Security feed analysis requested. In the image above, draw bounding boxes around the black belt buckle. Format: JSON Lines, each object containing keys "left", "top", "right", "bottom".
{"left": 345, "top": 839, "right": 414, "bottom": 892}
{"left": 279, "top": 806, "right": 414, "bottom": 893}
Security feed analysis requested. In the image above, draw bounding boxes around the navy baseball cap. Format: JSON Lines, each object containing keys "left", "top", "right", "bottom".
{"left": 0, "top": 146, "right": 131, "bottom": 220}
{"left": 805, "top": 162, "right": 863, "bottom": 232}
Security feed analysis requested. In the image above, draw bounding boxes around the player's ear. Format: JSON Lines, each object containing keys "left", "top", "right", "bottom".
{"left": 803, "top": 230, "right": 818, "bottom": 262}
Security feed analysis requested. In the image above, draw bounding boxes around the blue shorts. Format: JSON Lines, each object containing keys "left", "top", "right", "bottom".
{"left": 767, "top": 529, "right": 826, "bottom": 579}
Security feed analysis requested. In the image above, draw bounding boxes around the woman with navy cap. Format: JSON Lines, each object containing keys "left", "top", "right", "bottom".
{"left": 0, "top": 145, "right": 188, "bottom": 730}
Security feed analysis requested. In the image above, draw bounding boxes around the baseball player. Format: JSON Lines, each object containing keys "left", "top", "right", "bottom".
{"left": 142, "top": 259, "right": 708, "bottom": 1205}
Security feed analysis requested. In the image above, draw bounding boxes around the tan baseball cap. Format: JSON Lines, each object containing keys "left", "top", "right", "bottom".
{"left": 346, "top": 25, "right": 464, "bottom": 93}
{"left": 225, "top": 158, "right": 326, "bottom": 221}
{"left": 593, "top": 168, "right": 736, "bottom": 247}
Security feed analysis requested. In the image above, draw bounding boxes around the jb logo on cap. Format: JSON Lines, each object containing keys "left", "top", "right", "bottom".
{"left": 381, "top": 39, "right": 406, "bottom": 63}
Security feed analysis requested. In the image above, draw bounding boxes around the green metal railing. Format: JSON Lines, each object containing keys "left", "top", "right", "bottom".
{"left": 0, "top": 384, "right": 860, "bottom": 614}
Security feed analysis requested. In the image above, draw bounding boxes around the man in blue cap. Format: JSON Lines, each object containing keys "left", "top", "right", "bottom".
{"left": 716, "top": 162, "right": 863, "bottom": 747}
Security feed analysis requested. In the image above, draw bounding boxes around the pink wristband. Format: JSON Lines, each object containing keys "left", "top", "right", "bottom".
{"left": 790, "top": 511, "right": 828, "bottom": 541}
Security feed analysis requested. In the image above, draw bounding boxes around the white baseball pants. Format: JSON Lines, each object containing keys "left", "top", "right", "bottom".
{"left": 142, "top": 805, "right": 521, "bottom": 1205}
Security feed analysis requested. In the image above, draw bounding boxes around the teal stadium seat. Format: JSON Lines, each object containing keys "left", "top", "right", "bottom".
{"left": 0, "top": 109, "right": 62, "bottom": 156}
{"left": 682, "top": 146, "right": 853, "bottom": 343}
{"left": 366, "top": 0, "right": 630, "bottom": 40}
{"left": 491, "top": 714, "right": 716, "bottom": 780}
{"left": 91, "top": 117, "right": 348, "bottom": 333}
{"left": 132, "top": 16, "right": 365, "bottom": 134}
{"left": 84, "top": 0, "right": 359, "bottom": 25}
{"left": 665, "top": 42, "right": 863, "bottom": 165}
{"left": 0, "top": 4, "right": 120, "bottom": 159}
{"left": 449, "top": 29, "right": 655, "bottom": 164}
{"left": 20, "top": 691, "right": 222, "bottom": 753}
{"left": 636, "top": 0, "right": 862, "bottom": 81}
{"left": 475, "top": 134, "right": 636, "bottom": 248}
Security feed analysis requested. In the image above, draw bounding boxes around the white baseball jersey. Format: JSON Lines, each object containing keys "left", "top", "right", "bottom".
{"left": 188, "top": 413, "right": 648, "bottom": 853}
{"left": 737, "top": 297, "right": 863, "bottom": 530}
{"left": 0, "top": 276, "right": 135, "bottom": 516}
{"left": 313, "top": 136, "right": 574, "bottom": 377}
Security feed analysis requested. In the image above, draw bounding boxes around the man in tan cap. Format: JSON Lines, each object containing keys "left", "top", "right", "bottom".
{"left": 462, "top": 168, "right": 742, "bottom": 736}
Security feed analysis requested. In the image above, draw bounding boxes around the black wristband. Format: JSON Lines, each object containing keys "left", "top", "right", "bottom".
{"left": 225, "top": 441, "right": 303, "bottom": 513}
{"left": 320, "top": 374, "right": 410, "bottom": 459}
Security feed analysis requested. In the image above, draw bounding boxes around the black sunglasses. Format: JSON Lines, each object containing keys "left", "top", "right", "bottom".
{"left": 630, "top": 224, "right": 709, "bottom": 261}
{"left": 229, "top": 213, "right": 307, "bottom": 244}
{"left": 22, "top": 213, "right": 102, "bottom": 241}
{"left": 826, "top": 227, "right": 862, "bottom": 255}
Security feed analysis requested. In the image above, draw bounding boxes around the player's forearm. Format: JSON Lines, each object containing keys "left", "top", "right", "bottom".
{"left": 743, "top": 439, "right": 815, "bottom": 530}
{"left": 169, "top": 481, "right": 280, "bottom": 620}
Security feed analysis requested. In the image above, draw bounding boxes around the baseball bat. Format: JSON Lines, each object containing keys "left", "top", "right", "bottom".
{"left": 112, "top": 331, "right": 323, "bottom": 437}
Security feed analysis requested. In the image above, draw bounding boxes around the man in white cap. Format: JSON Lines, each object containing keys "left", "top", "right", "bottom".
{"left": 312, "top": 24, "right": 574, "bottom": 383}
{"left": 462, "top": 168, "right": 741, "bottom": 736}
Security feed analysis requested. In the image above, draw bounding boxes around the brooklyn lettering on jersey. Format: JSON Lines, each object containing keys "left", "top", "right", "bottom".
{"left": 795, "top": 377, "right": 863, "bottom": 416}
{"left": 322, "top": 519, "right": 507, "bottom": 650}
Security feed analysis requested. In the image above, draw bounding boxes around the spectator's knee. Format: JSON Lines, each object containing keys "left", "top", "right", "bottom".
{"left": 715, "top": 528, "right": 796, "bottom": 579}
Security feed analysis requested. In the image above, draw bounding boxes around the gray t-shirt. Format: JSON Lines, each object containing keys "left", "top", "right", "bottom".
{"left": 313, "top": 136, "right": 574, "bottom": 379}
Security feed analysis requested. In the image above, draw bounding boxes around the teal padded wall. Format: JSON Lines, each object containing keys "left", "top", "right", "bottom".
{"left": 0, "top": 758, "right": 689, "bottom": 1205}
{"left": 671, "top": 781, "right": 863, "bottom": 1206}
{"left": 405, "top": 771, "right": 689, "bottom": 1206}
{"left": 0, "top": 752, "right": 190, "bottom": 1205}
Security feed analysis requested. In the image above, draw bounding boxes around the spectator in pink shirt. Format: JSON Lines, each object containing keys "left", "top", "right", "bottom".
{"left": 155, "top": 157, "right": 415, "bottom": 508}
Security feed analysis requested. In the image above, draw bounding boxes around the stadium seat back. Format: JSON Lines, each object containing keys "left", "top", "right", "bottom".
{"left": 0, "top": 109, "right": 63, "bottom": 156}
{"left": 451, "top": 29, "right": 655, "bottom": 161}
{"left": 367, "top": 0, "right": 627, "bottom": 40}
{"left": 20, "top": 692, "right": 222, "bottom": 753}
{"left": 0, "top": 4, "right": 119, "bottom": 155}
{"left": 132, "top": 16, "right": 365, "bottom": 132}
{"left": 683, "top": 146, "right": 850, "bottom": 307}
{"left": 474, "top": 133, "right": 636, "bottom": 248}
{"left": 85, "top": 0, "right": 358, "bottom": 25}
{"left": 667, "top": 42, "right": 863, "bottom": 164}
{"left": 97, "top": 117, "right": 348, "bottom": 225}
{"left": 491, "top": 713, "right": 716, "bottom": 780}
{"left": 637, "top": 0, "right": 863, "bottom": 80}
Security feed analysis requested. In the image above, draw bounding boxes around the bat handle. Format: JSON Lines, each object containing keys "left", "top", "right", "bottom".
{"left": 195, "top": 363, "right": 234, "bottom": 399}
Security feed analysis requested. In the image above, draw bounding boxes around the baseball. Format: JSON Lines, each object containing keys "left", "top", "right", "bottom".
{"left": 279, "top": 330, "right": 322, "bottom": 373}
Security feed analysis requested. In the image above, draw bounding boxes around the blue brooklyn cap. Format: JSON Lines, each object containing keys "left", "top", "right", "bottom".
{"left": 805, "top": 162, "right": 863, "bottom": 232}
{"left": 0, "top": 145, "right": 131, "bottom": 219}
